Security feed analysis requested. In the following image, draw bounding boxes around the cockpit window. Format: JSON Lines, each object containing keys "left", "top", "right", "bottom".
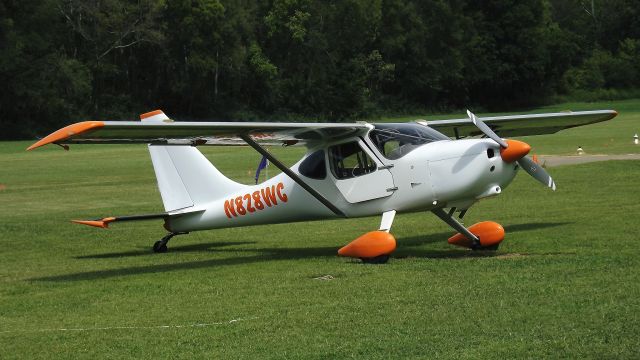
{"left": 369, "top": 123, "right": 449, "bottom": 160}
{"left": 299, "top": 150, "right": 326, "bottom": 179}
{"left": 328, "top": 141, "right": 377, "bottom": 179}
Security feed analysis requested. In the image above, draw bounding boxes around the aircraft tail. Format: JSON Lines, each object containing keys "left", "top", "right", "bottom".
{"left": 149, "top": 145, "right": 245, "bottom": 212}
{"left": 143, "top": 111, "right": 245, "bottom": 212}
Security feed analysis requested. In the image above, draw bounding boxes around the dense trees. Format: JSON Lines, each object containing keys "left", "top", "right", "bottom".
{"left": 1, "top": 0, "right": 639, "bottom": 139}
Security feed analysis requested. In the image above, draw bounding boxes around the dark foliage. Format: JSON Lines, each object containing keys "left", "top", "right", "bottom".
{"left": 1, "top": 0, "right": 638, "bottom": 139}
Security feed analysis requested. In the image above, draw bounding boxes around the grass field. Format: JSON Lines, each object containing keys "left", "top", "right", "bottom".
{"left": 1, "top": 99, "right": 639, "bottom": 358}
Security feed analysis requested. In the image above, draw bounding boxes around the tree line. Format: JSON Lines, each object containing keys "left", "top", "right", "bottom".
{"left": 1, "top": 0, "right": 639, "bottom": 139}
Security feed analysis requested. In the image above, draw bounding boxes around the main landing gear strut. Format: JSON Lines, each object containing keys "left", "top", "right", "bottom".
{"left": 152, "top": 232, "right": 188, "bottom": 253}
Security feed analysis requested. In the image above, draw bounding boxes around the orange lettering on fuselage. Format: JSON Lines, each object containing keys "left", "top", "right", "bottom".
{"left": 252, "top": 191, "right": 264, "bottom": 210}
{"left": 224, "top": 182, "right": 288, "bottom": 219}
{"left": 276, "top": 182, "right": 288, "bottom": 202}
{"left": 262, "top": 186, "right": 277, "bottom": 207}
{"left": 224, "top": 199, "right": 237, "bottom": 218}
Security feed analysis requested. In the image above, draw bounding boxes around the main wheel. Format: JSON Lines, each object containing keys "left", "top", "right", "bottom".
{"left": 153, "top": 240, "right": 168, "bottom": 253}
{"left": 360, "top": 254, "right": 390, "bottom": 264}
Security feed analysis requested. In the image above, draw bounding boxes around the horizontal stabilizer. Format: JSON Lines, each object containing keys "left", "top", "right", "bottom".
{"left": 72, "top": 213, "right": 169, "bottom": 229}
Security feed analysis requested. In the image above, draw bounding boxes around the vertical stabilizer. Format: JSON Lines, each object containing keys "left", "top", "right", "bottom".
{"left": 149, "top": 145, "right": 246, "bottom": 212}
{"left": 149, "top": 146, "right": 193, "bottom": 211}
{"left": 141, "top": 110, "right": 246, "bottom": 212}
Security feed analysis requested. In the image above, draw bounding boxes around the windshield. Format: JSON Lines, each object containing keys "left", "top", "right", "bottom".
{"left": 369, "top": 123, "right": 449, "bottom": 160}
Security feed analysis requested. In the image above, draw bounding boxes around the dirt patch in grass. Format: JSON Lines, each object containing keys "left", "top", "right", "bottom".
{"left": 494, "top": 252, "right": 526, "bottom": 259}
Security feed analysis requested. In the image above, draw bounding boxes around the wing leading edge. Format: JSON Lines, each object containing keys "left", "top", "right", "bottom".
{"left": 421, "top": 110, "right": 618, "bottom": 138}
{"left": 27, "top": 113, "right": 371, "bottom": 150}
{"left": 27, "top": 109, "right": 618, "bottom": 151}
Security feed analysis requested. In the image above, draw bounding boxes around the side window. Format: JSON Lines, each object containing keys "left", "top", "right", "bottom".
{"left": 299, "top": 150, "right": 327, "bottom": 179}
{"left": 328, "top": 141, "right": 377, "bottom": 179}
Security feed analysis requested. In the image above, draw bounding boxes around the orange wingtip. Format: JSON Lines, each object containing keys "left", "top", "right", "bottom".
{"left": 140, "top": 109, "right": 164, "bottom": 120}
{"left": 338, "top": 231, "right": 396, "bottom": 258}
{"left": 27, "top": 121, "right": 104, "bottom": 151}
{"left": 72, "top": 217, "right": 116, "bottom": 229}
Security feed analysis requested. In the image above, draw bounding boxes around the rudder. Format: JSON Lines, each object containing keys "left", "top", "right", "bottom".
{"left": 149, "top": 145, "right": 245, "bottom": 212}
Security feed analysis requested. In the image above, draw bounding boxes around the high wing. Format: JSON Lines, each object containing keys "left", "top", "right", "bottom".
{"left": 420, "top": 110, "right": 617, "bottom": 139}
{"left": 27, "top": 111, "right": 370, "bottom": 150}
{"left": 27, "top": 109, "right": 618, "bottom": 151}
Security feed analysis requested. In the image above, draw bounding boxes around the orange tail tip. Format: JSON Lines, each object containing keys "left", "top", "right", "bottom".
{"left": 338, "top": 231, "right": 396, "bottom": 258}
{"left": 140, "top": 109, "right": 164, "bottom": 119}
{"left": 500, "top": 139, "right": 531, "bottom": 163}
{"left": 448, "top": 221, "right": 505, "bottom": 248}
{"left": 27, "top": 121, "right": 104, "bottom": 151}
{"left": 72, "top": 217, "right": 116, "bottom": 229}
{"left": 532, "top": 154, "right": 539, "bottom": 164}
{"left": 140, "top": 109, "right": 170, "bottom": 122}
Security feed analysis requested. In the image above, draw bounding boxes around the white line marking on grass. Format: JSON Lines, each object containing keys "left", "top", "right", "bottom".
{"left": 313, "top": 274, "right": 335, "bottom": 280}
{"left": 0, "top": 317, "right": 257, "bottom": 334}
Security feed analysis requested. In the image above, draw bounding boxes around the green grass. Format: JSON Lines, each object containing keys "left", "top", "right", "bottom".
{"left": 1, "top": 100, "right": 639, "bottom": 358}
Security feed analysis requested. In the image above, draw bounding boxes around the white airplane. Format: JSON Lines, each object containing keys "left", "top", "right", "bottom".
{"left": 28, "top": 108, "right": 617, "bottom": 263}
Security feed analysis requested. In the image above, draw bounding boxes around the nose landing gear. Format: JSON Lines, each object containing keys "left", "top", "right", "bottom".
{"left": 432, "top": 208, "right": 504, "bottom": 250}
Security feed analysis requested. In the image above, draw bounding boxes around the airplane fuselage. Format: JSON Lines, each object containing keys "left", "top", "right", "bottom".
{"left": 166, "top": 134, "right": 518, "bottom": 233}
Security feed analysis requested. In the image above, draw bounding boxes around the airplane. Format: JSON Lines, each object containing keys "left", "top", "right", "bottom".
{"left": 27, "top": 108, "right": 617, "bottom": 263}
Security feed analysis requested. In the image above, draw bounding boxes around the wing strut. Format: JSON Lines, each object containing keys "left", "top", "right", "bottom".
{"left": 239, "top": 134, "right": 346, "bottom": 218}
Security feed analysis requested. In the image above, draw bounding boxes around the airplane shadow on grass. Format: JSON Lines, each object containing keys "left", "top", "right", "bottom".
{"left": 75, "top": 241, "right": 257, "bottom": 259}
{"left": 32, "top": 221, "right": 570, "bottom": 282}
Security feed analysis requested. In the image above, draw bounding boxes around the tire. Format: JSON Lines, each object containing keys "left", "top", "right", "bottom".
{"left": 360, "top": 254, "right": 390, "bottom": 264}
{"left": 153, "top": 240, "right": 168, "bottom": 253}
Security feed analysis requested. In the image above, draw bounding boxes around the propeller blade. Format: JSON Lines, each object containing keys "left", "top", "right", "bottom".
{"left": 467, "top": 110, "right": 508, "bottom": 148}
{"left": 517, "top": 156, "right": 556, "bottom": 191}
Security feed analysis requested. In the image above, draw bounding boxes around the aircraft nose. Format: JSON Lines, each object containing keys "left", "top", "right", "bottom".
{"left": 499, "top": 139, "right": 531, "bottom": 163}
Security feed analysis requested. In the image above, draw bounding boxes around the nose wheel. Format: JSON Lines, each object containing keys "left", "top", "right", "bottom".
{"left": 152, "top": 232, "right": 187, "bottom": 253}
{"left": 474, "top": 243, "right": 500, "bottom": 251}
{"left": 431, "top": 208, "right": 505, "bottom": 250}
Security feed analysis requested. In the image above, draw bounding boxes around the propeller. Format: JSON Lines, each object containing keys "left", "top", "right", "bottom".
{"left": 467, "top": 110, "right": 556, "bottom": 191}
{"left": 467, "top": 110, "right": 508, "bottom": 148}
{"left": 517, "top": 156, "right": 556, "bottom": 191}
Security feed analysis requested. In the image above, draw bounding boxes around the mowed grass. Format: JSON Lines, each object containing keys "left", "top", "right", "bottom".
{"left": 0, "top": 100, "right": 639, "bottom": 358}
